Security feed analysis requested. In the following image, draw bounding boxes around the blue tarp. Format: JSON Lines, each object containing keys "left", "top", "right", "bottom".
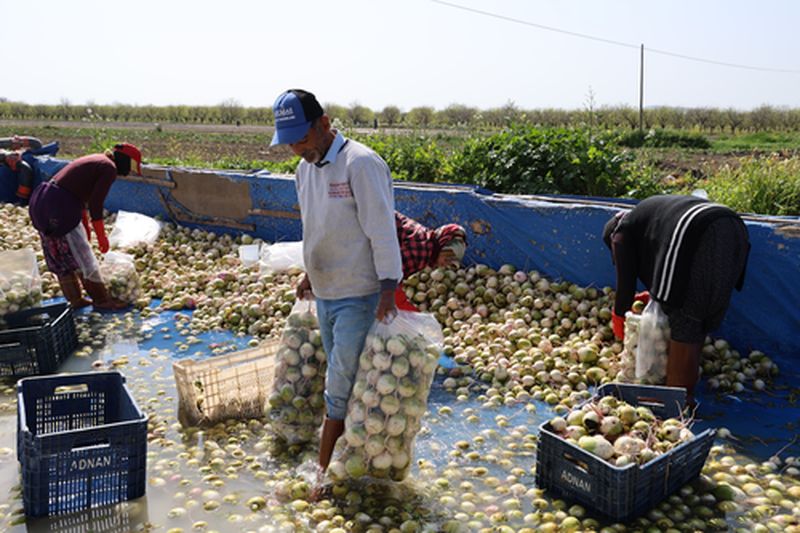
{"left": 6, "top": 156, "right": 800, "bottom": 374}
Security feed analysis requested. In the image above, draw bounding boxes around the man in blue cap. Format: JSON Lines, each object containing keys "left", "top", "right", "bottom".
{"left": 270, "top": 89, "right": 402, "bottom": 483}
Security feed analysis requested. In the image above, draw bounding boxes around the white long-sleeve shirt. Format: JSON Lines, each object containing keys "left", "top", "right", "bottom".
{"left": 295, "top": 132, "right": 402, "bottom": 300}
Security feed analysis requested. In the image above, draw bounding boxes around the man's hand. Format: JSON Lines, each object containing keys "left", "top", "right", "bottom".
{"left": 435, "top": 249, "right": 457, "bottom": 268}
{"left": 296, "top": 273, "right": 313, "bottom": 300}
{"left": 376, "top": 288, "right": 397, "bottom": 323}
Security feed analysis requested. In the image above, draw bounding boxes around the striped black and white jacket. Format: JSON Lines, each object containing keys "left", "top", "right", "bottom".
{"left": 608, "top": 194, "right": 747, "bottom": 315}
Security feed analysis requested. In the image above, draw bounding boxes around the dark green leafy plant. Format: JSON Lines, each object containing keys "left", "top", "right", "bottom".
{"left": 448, "top": 127, "right": 633, "bottom": 196}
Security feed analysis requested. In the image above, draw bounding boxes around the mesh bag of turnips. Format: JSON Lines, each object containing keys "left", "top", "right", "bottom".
{"left": 107, "top": 210, "right": 162, "bottom": 250}
{"left": 99, "top": 251, "right": 141, "bottom": 305}
{"left": 0, "top": 248, "right": 42, "bottom": 318}
{"left": 635, "top": 300, "right": 670, "bottom": 384}
{"left": 327, "top": 310, "right": 443, "bottom": 482}
{"left": 269, "top": 298, "right": 327, "bottom": 444}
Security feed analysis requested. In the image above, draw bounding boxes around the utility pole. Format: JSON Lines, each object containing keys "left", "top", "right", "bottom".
{"left": 639, "top": 44, "right": 644, "bottom": 132}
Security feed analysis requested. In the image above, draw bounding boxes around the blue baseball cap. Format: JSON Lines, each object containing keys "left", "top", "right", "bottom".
{"left": 270, "top": 89, "right": 325, "bottom": 146}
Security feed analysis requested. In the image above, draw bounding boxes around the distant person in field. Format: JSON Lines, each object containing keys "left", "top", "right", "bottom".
{"left": 394, "top": 211, "right": 466, "bottom": 311}
{"left": 28, "top": 144, "right": 143, "bottom": 311}
{"left": 0, "top": 136, "right": 43, "bottom": 205}
{"left": 602, "top": 194, "right": 750, "bottom": 403}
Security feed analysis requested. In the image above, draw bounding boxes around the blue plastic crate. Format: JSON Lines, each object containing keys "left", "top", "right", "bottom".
{"left": 0, "top": 302, "right": 77, "bottom": 377}
{"left": 535, "top": 383, "right": 716, "bottom": 522}
{"left": 17, "top": 371, "right": 148, "bottom": 517}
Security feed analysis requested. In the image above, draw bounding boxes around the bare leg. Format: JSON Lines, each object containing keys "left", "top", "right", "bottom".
{"left": 318, "top": 417, "right": 344, "bottom": 471}
{"left": 82, "top": 278, "right": 128, "bottom": 311}
{"left": 666, "top": 340, "right": 702, "bottom": 406}
{"left": 311, "top": 417, "right": 344, "bottom": 502}
{"left": 57, "top": 272, "right": 91, "bottom": 309}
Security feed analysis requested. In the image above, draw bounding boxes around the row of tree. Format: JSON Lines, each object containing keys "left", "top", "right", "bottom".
{"left": 1, "top": 98, "right": 799, "bottom": 133}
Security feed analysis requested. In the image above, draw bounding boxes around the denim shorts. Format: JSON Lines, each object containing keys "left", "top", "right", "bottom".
{"left": 316, "top": 293, "right": 379, "bottom": 420}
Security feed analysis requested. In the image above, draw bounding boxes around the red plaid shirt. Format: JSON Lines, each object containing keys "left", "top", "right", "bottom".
{"left": 395, "top": 212, "right": 465, "bottom": 278}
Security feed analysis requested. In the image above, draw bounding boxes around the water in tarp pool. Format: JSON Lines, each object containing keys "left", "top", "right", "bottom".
{"left": 0, "top": 302, "right": 798, "bottom": 532}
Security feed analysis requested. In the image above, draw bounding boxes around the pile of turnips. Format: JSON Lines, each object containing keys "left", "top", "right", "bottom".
{"left": 547, "top": 394, "right": 695, "bottom": 467}
{"left": 701, "top": 339, "right": 777, "bottom": 394}
{"left": 268, "top": 298, "right": 327, "bottom": 444}
{"left": 327, "top": 311, "right": 442, "bottom": 482}
{"left": 99, "top": 251, "right": 141, "bottom": 305}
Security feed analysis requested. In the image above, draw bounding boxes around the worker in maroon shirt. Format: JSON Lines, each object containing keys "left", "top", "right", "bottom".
{"left": 28, "top": 143, "right": 143, "bottom": 310}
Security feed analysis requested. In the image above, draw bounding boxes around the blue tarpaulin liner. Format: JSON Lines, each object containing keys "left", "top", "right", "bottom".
{"left": 5, "top": 156, "right": 799, "bottom": 376}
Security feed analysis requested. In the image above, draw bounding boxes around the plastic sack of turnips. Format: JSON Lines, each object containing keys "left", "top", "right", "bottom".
{"left": 0, "top": 248, "right": 42, "bottom": 317}
{"left": 99, "top": 251, "right": 141, "bottom": 304}
{"left": 635, "top": 299, "right": 670, "bottom": 384}
{"left": 269, "top": 298, "right": 327, "bottom": 444}
{"left": 327, "top": 310, "right": 443, "bottom": 482}
{"left": 616, "top": 312, "right": 640, "bottom": 383}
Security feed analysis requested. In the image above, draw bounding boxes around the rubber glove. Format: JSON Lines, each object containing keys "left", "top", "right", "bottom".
{"left": 612, "top": 311, "right": 625, "bottom": 341}
{"left": 394, "top": 287, "right": 418, "bottom": 312}
{"left": 91, "top": 219, "right": 109, "bottom": 253}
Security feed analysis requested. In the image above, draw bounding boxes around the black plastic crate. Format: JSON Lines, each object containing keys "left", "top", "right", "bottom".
{"left": 17, "top": 371, "right": 148, "bottom": 517}
{"left": 0, "top": 302, "right": 77, "bottom": 377}
{"left": 535, "top": 383, "right": 715, "bottom": 522}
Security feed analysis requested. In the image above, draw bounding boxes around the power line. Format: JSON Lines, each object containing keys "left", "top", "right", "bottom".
{"left": 431, "top": 0, "right": 800, "bottom": 75}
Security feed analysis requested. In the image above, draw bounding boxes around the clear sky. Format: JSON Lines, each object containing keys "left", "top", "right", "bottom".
{"left": 4, "top": 0, "right": 799, "bottom": 112}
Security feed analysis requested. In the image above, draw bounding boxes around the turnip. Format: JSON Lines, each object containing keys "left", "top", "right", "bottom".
{"left": 376, "top": 374, "right": 397, "bottom": 395}
{"left": 345, "top": 454, "right": 367, "bottom": 478}
{"left": 372, "top": 351, "right": 392, "bottom": 371}
{"left": 391, "top": 357, "right": 410, "bottom": 377}
{"left": 385, "top": 414, "right": 407, "bottom": 436}
{"left": 371, "top": 451, "right": 393, "bottom": 470}
{"left": 365, "top": 434, "right": 385, "bottom": 456}
{"left": 365, "top": 412, "right": 385, "bottom": 434}
{"left": 380, "top": 395, "right": 401, "bottom": 415}
{"left": 386, "top": 336, "right": 407, "bottom": 356}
